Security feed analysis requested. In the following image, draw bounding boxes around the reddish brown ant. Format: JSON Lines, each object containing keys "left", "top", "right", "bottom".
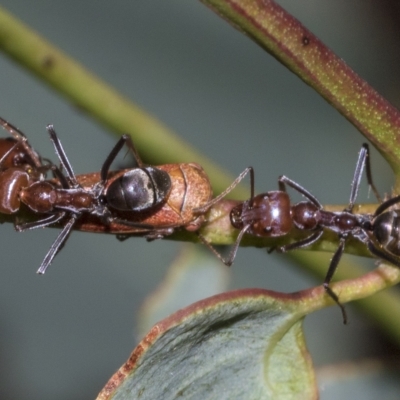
{"left": 0, "top": 117, "right": 43, "bottom": 171}
{"left": 15, "top": 126, "right": 176, "bottom": 274}
{"left": 5, "top": 122, "right": 249, "bottom": 274}
{"left": 40, "top": 129, "right": 251, "bottom": 273}
{"left": 0, "top": 118, "right": 173, "bottom": 273}
{"left": 0, "top": 118, "right": 49, "bottom": 215}
{"left": 224, "top": 144, "right": 382, "bottom": 323}
{"left": 0, "top": 137, "right": 38, "bottom": 171}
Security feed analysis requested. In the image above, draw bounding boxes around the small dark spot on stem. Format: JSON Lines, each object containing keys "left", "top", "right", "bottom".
{"left": 302, "top": 36, "right": 310, "bottom": 46}
{"left": 42, "top": 55, "right": 55, "bottom": 69}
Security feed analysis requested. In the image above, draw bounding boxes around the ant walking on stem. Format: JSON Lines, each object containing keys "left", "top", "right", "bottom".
{"left": 0, "top": 117, "right": 251, "bottom": 274}
{"left": 223, "top": 144, "right": 385, "bottom": 323}
{"left": 3, "top": 115, "right": 400, "bottom": 320}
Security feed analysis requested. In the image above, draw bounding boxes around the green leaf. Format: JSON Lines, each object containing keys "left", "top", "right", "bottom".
{"left": 137, "top": 247, "right": 230, "bottom": 339}
{"left": 97, "top": 288, "right": 317, "bottom": 400}
{"left": 98, "top": 259, "right": 400, "bottom": 399}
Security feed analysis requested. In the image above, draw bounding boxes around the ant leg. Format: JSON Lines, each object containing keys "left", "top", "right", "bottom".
{"left": 0, "top": 140, "right": 20, "bottom": 165}
{"left": 15, "top": 212, "right": 66, "bottom": 231}
{"left": 101, "top": 135, "right": 129, "bottom": 181}
{"left": 373, "top": 195, "right": 400, "bottom": 217}
{"left": 50, "top": 165, "right": 70, "bottom": 189}
{"left": 361, "top": 144, "right": 381, "bottom": 203}
{"left": 106, "top": 216, "right": 156, "bottom": 231}
{"left": 272, "top": 230, "right": 324, "bottom": 253}
{"left": 324, "top": 286, "right": 347, "bottom": 325}
{"left": 347, "top": 144, "right": 367, "bottom": 211}
{"left": 367, "top": 241, "right": 400, "bottom": 268}
{"left": 47, "top": 125, "right": 78, "bottom": 186}
{"left": 347, "top": 144, "right": 381, "bottom": 212}
{"left": 197, "top": 224, "right": 251, "bottom": 267}
{"left": 0, "top": 117, "right": 42, "bottom": 169}
{"left": 278, "top": 176, "right": 322, "bottom": 209}
{"left": 123, "top": 135, "right": 145, "bottom": 167}
{"left": 37, "top": 215, "right": 77, "bottom": 274}
{"left": 100, "top": 134, "right": 145, "bottom": 182}
{"left": 0, "top": 117, "right": 27, "bottom": 140}
{"left": 323, "top": 236, "right": 348, "bottom": 324}
{"left": 193, "top": 167, "right": 254, "bottom": 214}
{"left": 97, "top": 208, "right": 160, "bottom": 234}
{"left": 0, "top": 138, "right": 25, "bottom": 167}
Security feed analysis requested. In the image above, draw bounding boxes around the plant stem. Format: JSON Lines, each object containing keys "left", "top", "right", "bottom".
{"left": 0, "top": 5, "right": 239, "bottom": 196}
{"left": 200, "top": 0, "right": 400, "bottom": 188}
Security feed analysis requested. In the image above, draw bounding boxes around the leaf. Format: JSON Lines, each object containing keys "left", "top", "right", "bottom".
{"left": 136, "top": 246, "right": 230, "bottom": 339}
{"left": 97, "top": 259, "right": 400, "bottom": 399}
{"left": 97, "top": 288, "right": 317, "bottom": 400}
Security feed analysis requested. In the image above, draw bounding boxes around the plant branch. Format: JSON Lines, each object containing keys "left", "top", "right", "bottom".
{"left": 0, "top": 5, "right": 238, "bottom": 197}
{"left": 1, "top": 4, "right": 399, "bottom": 334}
{"left": 294, "top": 252, "right": 400, "bottom": 343}
{"left": 200, "top": 0, "right": 400, "bottom": 188}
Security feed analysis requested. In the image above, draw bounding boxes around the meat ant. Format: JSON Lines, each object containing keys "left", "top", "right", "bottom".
{"left": 0, "top": 117, "right": 44, "bottom": 171}
{"left": 223, "top": 144, "right": 383, "bottom": 323}
{"left": 0, "top": 118, "right": 250, "bottom": 274}
{"left": 16, "top": 126, "right": 176, "bottom": 274}
{"left": 0, "top": 117, "right": 177, "bottom": 273}
{"left": 0, "top": 118, "right": 50, "bottom": 215}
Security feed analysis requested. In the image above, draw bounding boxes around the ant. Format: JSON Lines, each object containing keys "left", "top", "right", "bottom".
{"left": 15, "top": 126, "right": 174, "bottom": 274}
{"left": 0, "top": 118, "right": 50, "bottom": 215}
{"left": 0, "top": 117, "right": 176, "bottom": 273}
{"left": 223, "top": 144, "right": 383, "bottom": 323}
{"left": 1, "top": 120, "right": 250, "bottom": 275}
{"left": 0, "top": 117, "right": 44, "bottom": 172}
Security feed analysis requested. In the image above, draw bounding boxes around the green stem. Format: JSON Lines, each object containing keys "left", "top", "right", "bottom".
{"left": 1, "top": 4, "right": 399, "bottom": 340}
{"left": 295, "top": 252, "right": 400, "bottom": 343}
{"left": 200, "top": 0, "right": 400, "bottom": 187}
{"left": 0, "top": 5, "right": 238, "bottom": 196}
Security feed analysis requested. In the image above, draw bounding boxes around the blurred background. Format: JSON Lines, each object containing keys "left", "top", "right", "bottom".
{"left": 1, "top": 1, "right": 400, "bottom": 398}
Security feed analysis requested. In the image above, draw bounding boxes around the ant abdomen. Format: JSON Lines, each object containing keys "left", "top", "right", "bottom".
{"left": 0, "top": 168, "right": 29, "bottom": 214}
{"left": 105, "top": 167, "right": 172, "bottom": 212}
{"left": 373, "top": 211, "right": 400, "bottom": 255}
